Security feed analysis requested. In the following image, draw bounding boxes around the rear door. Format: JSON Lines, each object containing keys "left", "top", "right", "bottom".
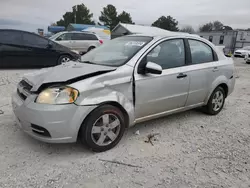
{"left": 0, "top": 30, "right": 28, "bottom": 68}
{"left": 71, "top": 33, "right": 99, "bottom": 52}
{"left": 183, "top": 39, "right": 217, "bottom": 106}
{"left": 22, "top": 33, "right": 58, "bottom": 67}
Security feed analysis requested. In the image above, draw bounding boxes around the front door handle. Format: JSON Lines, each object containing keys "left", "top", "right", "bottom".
{"left": 177, "top": 73, "right": 187, "bottom": 79}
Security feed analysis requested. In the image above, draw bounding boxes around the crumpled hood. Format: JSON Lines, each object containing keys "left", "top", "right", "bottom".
{"left": 23, "top": 61, "right": 116, "bottom": 92}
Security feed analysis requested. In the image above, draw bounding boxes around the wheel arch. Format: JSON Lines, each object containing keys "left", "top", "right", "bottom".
{"left": 205, "top": 79, "right": 229, "bottom": 104}
{"left": 87, "top": 46, "right": 96, "bottom": 51}
{"left": 76, "top": 101, "right": 130, "bottom": 141}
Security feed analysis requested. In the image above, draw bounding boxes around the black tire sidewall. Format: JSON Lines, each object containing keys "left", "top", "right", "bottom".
{"left": 58, "top": 55, "right": 71, "bottom": 65}
{"left": 81, "top": 105, "right": 126, "bottom": 152}
{"left": 207, "top": 87, "right": 225, "bottom": 115}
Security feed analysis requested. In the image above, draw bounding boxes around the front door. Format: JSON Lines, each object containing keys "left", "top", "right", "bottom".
{"left": 134, "top": 39, "right": 190, "bottom": 119}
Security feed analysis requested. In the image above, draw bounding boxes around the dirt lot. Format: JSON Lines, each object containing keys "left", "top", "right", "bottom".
{"left": 0, "top": 58, "right": 250, "bottom": 188}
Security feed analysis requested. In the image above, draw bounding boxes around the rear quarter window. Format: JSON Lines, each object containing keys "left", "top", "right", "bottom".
{"left": 0, "top": 31, "right": 22, "bottom": 45}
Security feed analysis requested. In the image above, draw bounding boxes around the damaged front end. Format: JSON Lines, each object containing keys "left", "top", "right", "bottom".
{"left": 18, "top": 62, "right": 136, "bottom": 126}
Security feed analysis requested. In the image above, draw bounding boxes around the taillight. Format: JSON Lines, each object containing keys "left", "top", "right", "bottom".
{"left": 99, "top": 40, "right": 103, "bottom": 44}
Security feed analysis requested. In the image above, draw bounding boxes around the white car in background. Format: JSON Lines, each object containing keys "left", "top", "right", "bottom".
{"left": 50, "top": 31, "right": 103, "bottom": 54}
{"left": 244, "top": 52, "right": 250, "bottom": 64}
{"left": 234, "top": 46, "right": 250, "bottom": 58}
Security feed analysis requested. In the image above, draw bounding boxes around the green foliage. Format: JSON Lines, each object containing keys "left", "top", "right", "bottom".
{"left": 99, "top": 4, "right": 134, "bottom": 30}
{"left": 99, "top": 4, "right": 119, "bottom": 30}
{"left": 199, "top": 21, "right": 233, "bottom": 32}
{"left": 152, "top": 16, "right": 179, "bottom": 31}
{"left": 118, "top": 11, "right": 134, "bottom": 24}
{"left": 56, "top": 4, "right": 95, "bottom": 27}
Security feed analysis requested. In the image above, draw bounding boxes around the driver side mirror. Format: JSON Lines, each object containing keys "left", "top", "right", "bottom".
{"left": 145, "top": 62, "right": 162, "bottom": 75}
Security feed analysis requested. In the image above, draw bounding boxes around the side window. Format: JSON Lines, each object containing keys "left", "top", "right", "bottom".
{"left": 23, "top": 33, "right": 48, "bottom": 47}
{"left": 56, "top": 33, "right": 72, "bottom": 41}
{"left": 0, "top": 31, "right": 22, "bottom": 45}
{"left": 209, "top": 36, "right": 213, "bottom": 42}
{"left": 146, "top": 39, "right": 185, "bottom": 69}
{"left": 72, "top": 33, "right": 82, "bottom": 40}
{"left": 188, "top": 39, "right": 214, "bottom": 64}
{"left": 72, "top": 33, "right": 98, "bottom": 40}
{"left": 85, "top": 34, "right": 98, "bottom": 40}
{"left": 219, "top": 36, "right": 224, "bottom": 44}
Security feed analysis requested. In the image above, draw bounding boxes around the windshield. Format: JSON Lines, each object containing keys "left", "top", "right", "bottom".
{"left": 80, "top": 36, "right": 153, "bottom": 66}
{"left": 49, "top": 32, "right": 63, "bottom": 40}
{"left": 243, "top": 46, "right": 250, "bottom": 50}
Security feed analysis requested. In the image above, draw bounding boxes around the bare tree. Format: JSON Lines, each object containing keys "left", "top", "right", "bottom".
{"left": 180, "top": 25, "right": 195, "bottom": 33}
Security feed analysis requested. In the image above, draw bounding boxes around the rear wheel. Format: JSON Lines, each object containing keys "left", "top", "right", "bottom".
{"left": 58, "top": 55, "right": 71, "bottom": 64}
{"left": 203, "top": 87, "right": 225, "bottom": 115}
{"left": 80, "top": 105, "right": 126, "bottom": 152}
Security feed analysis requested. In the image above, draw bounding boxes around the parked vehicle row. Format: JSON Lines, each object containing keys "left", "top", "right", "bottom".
{"left": 12, "top": 34, "right": 235, "bottom": 152}
{"left": 234, "top": 46, "right": 250, "bottom": 58}
{"left": 0, "top": 29, "right": 80, "bottom": 68}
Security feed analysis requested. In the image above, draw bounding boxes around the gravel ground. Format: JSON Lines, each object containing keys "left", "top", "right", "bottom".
{"left": 0, "top": 58, "right": 250, "bottom": 188}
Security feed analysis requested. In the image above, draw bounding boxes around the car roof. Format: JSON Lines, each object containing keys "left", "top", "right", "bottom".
{"left": 123, "top": 33, "right": 201, "bottom": 41}
{"left": 0, "top": 29, "right": 35, "bottom": 34}
{"left": 58, "top": 31, "right": 96, "bottom": 35}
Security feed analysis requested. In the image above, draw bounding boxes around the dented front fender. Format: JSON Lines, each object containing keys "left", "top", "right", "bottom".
{"left": 71, "top": 65, "right": 135, "bottom": 126}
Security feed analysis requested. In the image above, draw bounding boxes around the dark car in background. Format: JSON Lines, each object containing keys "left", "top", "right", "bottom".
{"left": 0, "top": 29, "right": 80, "bottom": 68}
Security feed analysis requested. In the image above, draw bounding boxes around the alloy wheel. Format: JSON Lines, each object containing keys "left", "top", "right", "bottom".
{"left": 212, "top": 90, "right": 224, "bottom": 111}
{"left": 91, "top": 114, "right": 121, "bottom": 146}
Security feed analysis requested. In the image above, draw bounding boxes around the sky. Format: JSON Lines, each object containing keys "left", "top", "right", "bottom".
{"left": 0, "top": 0, "right": 250, "bottom": 32}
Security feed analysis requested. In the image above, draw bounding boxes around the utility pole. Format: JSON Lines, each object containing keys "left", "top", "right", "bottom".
{"left": 74, "top": 5, "right": 77, "bottom": 24}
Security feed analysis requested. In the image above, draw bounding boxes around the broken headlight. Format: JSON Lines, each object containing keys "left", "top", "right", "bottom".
{"left": 36, "top": 87, "right": 79, "bottom": 104}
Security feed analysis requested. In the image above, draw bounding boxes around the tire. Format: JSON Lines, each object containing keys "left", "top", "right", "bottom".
{"left": 202, "top": 87, "right": 225, "bottom": 115}
{"left": 87, "top": 46, "right": 95, "bottom": 52}
{"left": 80, "top": 105, "right": 126, "bottom": 152}
{"left": 57, "top": 55, "right": 71, "bottom": 64}
{"left": 246, "top": 61, "right": 250, "bottom": 64}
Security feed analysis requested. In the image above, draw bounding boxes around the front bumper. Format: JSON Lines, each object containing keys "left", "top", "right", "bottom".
{"left": 12, "top": 92, "right": 96, "bottom": 143}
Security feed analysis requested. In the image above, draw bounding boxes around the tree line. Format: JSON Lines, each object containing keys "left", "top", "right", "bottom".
{"left": 55, "top": 3, "right": 239, "bottom": 33}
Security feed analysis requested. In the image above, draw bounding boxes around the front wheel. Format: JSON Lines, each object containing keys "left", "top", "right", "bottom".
{"left": 80, "top": 105, "right": 126, "bottom": 152}
{"left": 57, "top": 55, "right": 71, "bottom": 64}
{"left": 203, "top": 87, "right": 225, "bottom": 115}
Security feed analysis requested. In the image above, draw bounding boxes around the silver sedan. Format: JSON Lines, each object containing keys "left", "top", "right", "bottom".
{"left": 12, "top": 33, "right": 235, "bottom": 152}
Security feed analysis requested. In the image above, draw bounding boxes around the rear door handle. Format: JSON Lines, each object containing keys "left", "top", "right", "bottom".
{"left": 177, "top": 73, "right": 187, "bottom": 79}
{"left": 213, "top": 67, "right": 219, "bottom": 72}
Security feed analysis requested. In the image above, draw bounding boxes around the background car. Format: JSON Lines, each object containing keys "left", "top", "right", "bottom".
{"left": 234, "top": 46, "right": 250, "bottom": 58}
{"left": 50, "top": 31, "right": 103, "bottom": 54}
{"left": 0, "top": 29, "right": 80, "bottom": 68}
{"left": 244, "top": 52, "right": 250, "bottom": 64}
